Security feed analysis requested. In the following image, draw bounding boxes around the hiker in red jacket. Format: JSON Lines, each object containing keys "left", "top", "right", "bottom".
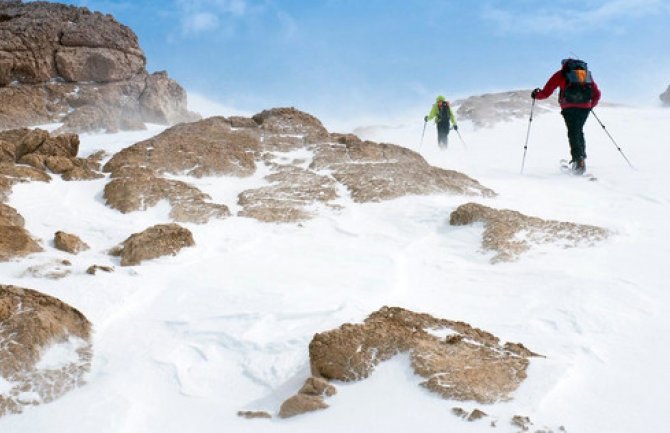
{"left": 532, "top": 59, "right": 601, "bottom": 174}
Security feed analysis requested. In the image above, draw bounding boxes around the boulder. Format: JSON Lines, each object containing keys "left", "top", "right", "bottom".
{"left": 449, "top": 202, "right": 609, "bottom": 263}
{"left": 103, "top": 175, "right": 230, "bottom": 224}
{"left": 309, "top": 306, "right": 537, "bottom": 405}
{"left": 0, "top": 284, "right": 92, "bottom": 417}
{"left": 54, "top": 231, "right": 90, "bottom": 254}
{"left": 114, "top": 223, "right": 195, "bottom": 266}
{"left": 0, "top": 225, "right": 42, "bottom": 261}
{"left": 456, "top": 90, "right": 558, "bottom": 128}
{"left": 278, "top": 394, "right": 328, "bottom": 419}
{"left": 0, "top": 1, "right": 199, "bottom": 132}
{"left": 0, "top": 203, "right": 23, "bottom": 226}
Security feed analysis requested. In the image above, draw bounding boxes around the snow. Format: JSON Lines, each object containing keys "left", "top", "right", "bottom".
{"left": 1, "top": 99, "right": 669, "bottom": 433}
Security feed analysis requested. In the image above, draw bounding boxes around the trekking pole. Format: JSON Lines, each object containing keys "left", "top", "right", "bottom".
{"left": 591, "top": 110, "right": 634, "bottom": 170}
{"left": 419, "top": 120, "right": 427, "bottom": 150}
{"left": 455, "top": 129, "right": 468, "bottom": 150}
{"left": 520, "top": 98, "right": 536, "bottom": 174}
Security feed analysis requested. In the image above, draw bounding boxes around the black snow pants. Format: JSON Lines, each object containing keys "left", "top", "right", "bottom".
{"left": 561, "top": 107, "right": 591, "bottom": 162}
{"left": 436, "top": 121, "right": 450, "bottom": 149}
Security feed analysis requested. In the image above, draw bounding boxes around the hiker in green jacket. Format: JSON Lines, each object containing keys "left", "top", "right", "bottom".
{"left": 424, "top": 95, "right": 458, "bottom": 149}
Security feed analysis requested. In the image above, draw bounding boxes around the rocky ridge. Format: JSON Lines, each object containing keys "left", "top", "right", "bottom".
{"left": 0, "top": 0, "right": 199, "bottom": 133}
{"left": 103, "top": 108, "right": 496, "bottom": 224}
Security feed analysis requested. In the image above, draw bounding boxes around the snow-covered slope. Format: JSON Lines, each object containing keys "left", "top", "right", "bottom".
{"left": 1, "top": 100, "right": 668, "bottom": 433}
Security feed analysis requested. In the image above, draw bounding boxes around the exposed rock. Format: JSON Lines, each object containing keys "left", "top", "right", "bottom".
{"left": 468, "top": 409, "right": 487, "bottom": 421}
{"left": 54, "top": 231, "right": 89, "bottom": 254}
{"left": 86, "top": 264, "right": 114, "bottom": 275}
{"left": 0, "top": 1, "right": 199, "bottom": 132}
{"left": 449, "top": 202, "right": 609, "bottom": 263}
{"left": 238, "top": 165, "right": 339, "bottom": 222}
{"left": 511, "top": 415, "right": 532, "bottom": 431}
{"left": 0, "top": 203, "right": 23, "bottom": 226}
{"left": 237, "top": 410, "right": 272, "bottom": 419}
{"left": 102, "top": 109, "right": 494, "bottom": 223}
{"left": 309, "top": 306, "right": 537, "bottom": 405}
{"left": 115, "top": 223, "right": 195, "bottom": 266}
{"left": 103, "top": 175, "right": 230, "bottom": 224}
{"left": 103, "top": 116, "right": 260, "bottom": 178}
{"left": 0, "top": 284, "right": 92, "bottom": 418}
{"left": 253, "top": 107, "right": 329, "bottom": 149}
{"left": 278, "top": 394, "right": 329, "bottom": 419}
{"left": 298, "top": 377, "right": 337, "bottom": 397}
{"left": 311, "top": 133, "right": 495, "bottom": 202}
{"left": 451, "top": 407, "right": 468, "bottom": 419}
{"left": 456, "top": 90, "right": 558, "bottom": 128}
{"left": 661, "top": 85, "right": 670, "bottom": 106}
{"left": 0, "top": 225, "right": 42, "bottom": 261}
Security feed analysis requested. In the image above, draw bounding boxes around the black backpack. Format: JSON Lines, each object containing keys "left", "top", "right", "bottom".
{"left": 561, "top": 59, "right": 594, "bottom": 104}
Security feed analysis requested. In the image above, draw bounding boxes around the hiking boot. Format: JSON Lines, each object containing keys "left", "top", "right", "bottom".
{"left": 572, "top": 159, "right": 586, "bottom": 175}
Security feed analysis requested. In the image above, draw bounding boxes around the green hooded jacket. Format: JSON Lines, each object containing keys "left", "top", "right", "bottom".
{"left": 426, "top": 95, "right": 457, "bottom": 126}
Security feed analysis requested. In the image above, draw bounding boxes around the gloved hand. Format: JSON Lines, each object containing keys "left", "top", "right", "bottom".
{"left": 453, "top": 124, "right": 458, "bottom": 131}
{"left": 531, "top": 88, "right": 541, "bottom": 99}
{"left": 424, "top": 116, "right": 428, "bottom": 122}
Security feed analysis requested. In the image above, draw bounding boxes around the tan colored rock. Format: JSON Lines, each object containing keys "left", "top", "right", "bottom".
{"left": 103, "top": 116, "right": 259, "bottom": 177}
{"left": 55, "top": 47, "right": 144, "bottom": 83}
{"left": 238, "top": 165, "right": 338, "bottom": 223}
{"left": 309, "top": 306, "right": 537, "bottom": 404}
{"left": 456, "top": 90, "right": 558, "bottom": 128}
{"left": 86, "top": 264, "right": 114, "bottom": 275}
{"left": 0, "top": 2, "right": 198, "bottom": 132}
{"left": 0, "top": 203, "right": 23, "bottom": 226}
{"left": 278, "top": 394, "right": 328, "bottom": 419}
{"left": 103, "top": 175, "right": 229, "bottom": 224}
{"left": 237, "top": 410, "right": 272, "bottom": 419}
{"left": 253, "top": 107, "right": 329, "bottom": 148}
{"left": 115, "top": 223, "right": 195, "bottom": 266}
{"left": 54, "top": 231, "right": 90, "bottom": 254}
{"left": 0, "top": 225, "right": 42, "bottom": 261}
{"left": 449, "top": 202, "right": 609, "bottom": 263}
{"left": 298, "top": 377, "right": 337, "bottom": 397}
{"left": 468, "top": 409, "right": 487, "bottom": 421}
{"left": 139, "top": 71, "right": 200, "bottom": 124}
{"left": 0, "top": 284, "right": 92, "bottom": 417}
{"left": 311, "top": 133, "right": 495, "bottom": 202}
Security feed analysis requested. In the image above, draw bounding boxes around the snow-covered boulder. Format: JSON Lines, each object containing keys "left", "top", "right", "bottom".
{"left": 112, "top": 223, "right": 195, "bottom": 266}
{"left": 54, "top": 231, "right": 90, "bottom": 254}
{"left": 449, "top": 202, "right": 609, "bottom": 263}
{"left": 306, "top": 306, "right": 537, "bottom": 410}
{"left": 0, "top": 284, "right": 92, "bottom": 417}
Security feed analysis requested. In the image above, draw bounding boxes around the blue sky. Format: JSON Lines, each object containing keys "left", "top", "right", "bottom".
{"left": 65, "top": 0, "right": 669, "bottom": 121}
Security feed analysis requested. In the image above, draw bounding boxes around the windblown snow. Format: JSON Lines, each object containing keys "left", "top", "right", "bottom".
{"left": 0, "top": 97, "right": 668, "bottom": 433}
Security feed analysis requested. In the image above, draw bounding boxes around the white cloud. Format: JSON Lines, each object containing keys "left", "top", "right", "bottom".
{"left": 176, "top": 0, "right": 251, "bottom": 36}
{"left": 182, "top": 12, "right": 220, "bottom": 35}
{"left": 482, "top": 0, "right": 669, "bottom": 35}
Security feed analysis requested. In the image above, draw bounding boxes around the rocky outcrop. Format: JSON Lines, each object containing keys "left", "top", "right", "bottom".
{"left": 311, "top": 133, "right": 495, "bottom": 202}
{"left": 0, "top": 203, "right": 41, "bottom": 261}
{"left": 278, "top": 377, "right": 336, "bottom": 418}
{"left": 0, "top": 1, "right": 199, "bottom": 132}
{"left": 0, "top": 128, "right": 102, "bottom": 182}
{"left": 112, "top": 223, "right": 195, "bottom": 266}
{"left": 309, "top": 307, "right": 537, "bottom": 406}
{"left": 102, "top": 109, "right": 494, "bottom": 224}
{"left": 456, "top": 90, "right": 559, "bottom": 128}
{"left": 661, "top": 85, "right": 670, "bottom": 106}
{"left": 449, "top": 202, "right": 609, "bottom": 263}
{"left": 0, "top": 284, "right": 92, "bottom": 417}
{"left": 54, "top": 231, "right": 89, "bottom": 254}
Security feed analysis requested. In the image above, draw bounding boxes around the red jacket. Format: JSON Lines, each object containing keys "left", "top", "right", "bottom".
{"left": 535, "top": 69, "right": 601, "bottom": 109}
